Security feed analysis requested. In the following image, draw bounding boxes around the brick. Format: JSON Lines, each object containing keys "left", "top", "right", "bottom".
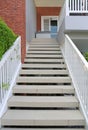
{"left": 0, "top": 0, "right": 26, "bottom": 63}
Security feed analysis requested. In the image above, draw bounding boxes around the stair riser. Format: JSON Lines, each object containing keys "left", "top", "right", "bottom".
{"left": 17, "top": 77, "right": 71, "bottom": 84}
{"left": 24, "top": 59, "right": 64, "bottom": 63}
{"left": 20, "top": 70, "right": 68, "bottom": 75}
{"left": 28, "top": 48, "right": 61, "bottom": 51}
{"left": 13, "top": 85, "right": 74, "bottom": 94}
{"left": 29, "top": 46, "right": 60, "bottom": 48}
{"left": 13, "top": 89, "right": 74, "bottom": 94}
{"left": 22, "top": 64, "right": 66, "bottom": 69}
{"left": 26, "top": 55, "right": 63, "bottom": 58}
{"left": 2, "top": 120, "right": 85, "bottom": 126}
{"left": 27, "top": 51, "right": 62, "bottom": 54}
{"left": 8, "top": 103, "right": 79, "bottom": 108}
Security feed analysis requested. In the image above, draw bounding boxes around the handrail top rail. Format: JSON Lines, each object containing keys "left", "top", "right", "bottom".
{"left": 0, "top": 36, "right": 21, "bottom": 68}
{"left": 65, "top": 34, "right": 88, "bottom": 70}
{"left": 69, "top": 10, "right": 88, "bottom": 13}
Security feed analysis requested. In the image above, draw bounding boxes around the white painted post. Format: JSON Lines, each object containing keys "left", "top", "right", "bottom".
{"left": 66, "top": 0, "right": 69, "bottom": 16}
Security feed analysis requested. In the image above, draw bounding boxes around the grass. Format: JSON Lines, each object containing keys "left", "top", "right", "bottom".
{"left": 0, "top": 18, "right": 18, "bottom": 60}
{"left": 84, "top": 52, "right": 88, "bottom": 62}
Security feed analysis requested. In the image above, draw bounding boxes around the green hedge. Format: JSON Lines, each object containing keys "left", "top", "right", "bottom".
{"left": 0, "top": 18, "right": 17, "bottom": 60}
{"left": 84, "top": 52, "right": 88, "bottom": 62}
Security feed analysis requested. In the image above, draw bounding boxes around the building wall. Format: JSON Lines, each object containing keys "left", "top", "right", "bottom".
{"left": 26, "top": 0, "right": 36, "bottom": 42}
{"left": 35, "top": 0, "right": 64, "bottom": 7}
{"left": 36, "top": 7, "right": 61, "bottom": 31}
{"left": 0, "top": 0, "right": 26, "bottom": 63}
{"left": 65, "top": 16, "right": 88, "bottom": 31}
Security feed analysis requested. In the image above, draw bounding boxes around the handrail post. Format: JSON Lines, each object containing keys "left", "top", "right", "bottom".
{"left": 66, "top": 0, "right": 69, "bottom": 16}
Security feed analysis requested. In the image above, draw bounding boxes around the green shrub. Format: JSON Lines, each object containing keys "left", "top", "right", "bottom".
{"left": 0, "top": 18, "right": 18, "bottom": 60}
{"left": 84, "top": 52, "right": 88, "bottom": 61}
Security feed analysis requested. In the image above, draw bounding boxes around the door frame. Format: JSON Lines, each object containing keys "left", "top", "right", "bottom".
{"left": 41, "top": 16, "right": 59, "bottom": 32}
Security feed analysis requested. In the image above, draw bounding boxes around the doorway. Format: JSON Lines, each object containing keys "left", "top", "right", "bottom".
{"left": 51, "top": 20, "right": 57, "bottom": 38}
{"left": 41, "top": 16, "right": 58, "bottom": 38}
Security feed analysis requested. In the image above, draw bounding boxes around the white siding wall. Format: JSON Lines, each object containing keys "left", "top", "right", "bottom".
{"left": 65, "top": 16, "right": 88, "bottom": 31}
{"left": 26, "top": 0, "right": 36, "bottom": 42}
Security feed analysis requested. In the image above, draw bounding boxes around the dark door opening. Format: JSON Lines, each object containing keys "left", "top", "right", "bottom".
{"left": 51, "top": 20, "right": 57, "bottom": 38}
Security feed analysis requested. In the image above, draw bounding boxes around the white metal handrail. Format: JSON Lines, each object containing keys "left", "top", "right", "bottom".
{"left": 61, "top": 34, "right": 88, "bottom": 125}
{"left": 0, "top": 36, "right": 21, "bottom": 117}
{"left": 66, "top": 0, "right": 88, "bottom": 15}
{"left": 59, "top": 0, "right": 88, "bottom": 24}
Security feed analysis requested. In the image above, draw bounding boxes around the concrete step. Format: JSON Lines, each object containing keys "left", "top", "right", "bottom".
{"left": 17, "top": 76, "right": 71, "bottom": 84}
{"left": 31, "top": 43, "right": 59, "bottom": 45}
{"left": 29, "top": 45, "right": 60, "bottom": 48}
{"left": 8, "top": 96, "right": 79, "bottom": 108}
{"left": 24, "top": 58, "right": 64, "bottom": 63}
{"left": 27, "top": 51, "right": 61, "bottom": 54}
{"left": 13, "top": 85, "right": 74, "bottom": 94}
{"left": 20, "top": 69, "right": 68, "bottom": 75}
{"left": 26, "top": 54, "right": 63, "bottom": 58}
{"left": 31, "top": 38, "right": 58, "bottom": 43}
{"left": 2, "top": 110, "right": 85, "bottom": 126}
{"left": 31, "top": 39, "right": 58, "bottom": 42}
{"left": 28, "top": 48, "right": 60, "bottom": 51}
{"left": 22, "top": 63, "right": 66, "bottom": 69}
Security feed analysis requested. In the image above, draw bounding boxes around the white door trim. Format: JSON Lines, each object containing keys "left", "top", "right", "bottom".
{"left": 41, "top": 16, "right": 59, "bottom": 32}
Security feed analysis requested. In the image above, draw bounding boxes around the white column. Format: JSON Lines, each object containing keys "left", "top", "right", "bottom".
{"left": 66, "top": 0, "right": 69, "bottom": 16}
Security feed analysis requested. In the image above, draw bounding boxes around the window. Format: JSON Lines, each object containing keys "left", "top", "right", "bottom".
{"left": 41, "top": 16, "right": 58, "bottom": 32}
{"left": 44, "top": 19, "right": 49, "bottom": 31}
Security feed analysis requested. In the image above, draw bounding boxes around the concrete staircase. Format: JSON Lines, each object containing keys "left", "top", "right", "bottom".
{"left": 1, "top": 38, "right": 85, "bottom": 130}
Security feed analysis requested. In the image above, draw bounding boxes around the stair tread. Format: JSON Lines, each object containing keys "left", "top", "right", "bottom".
{"left": 28, "top": 48, "right": 60, "bottom": 51}
{"left": 2, "top": 110, "right": 84, "bottom": 126}
{"left": 27, "top": 51, "right": 61, "bottom": 54}
{"left": 24, "top": 59, "right": 64, "bottom": 63}
{"left": 20, "top": 69, "right": 68, "bottom": 75}
{"left": 26, "top": 54, "right": 63, "bottom": 58}
{"left": 17, "top": 76, "right": 71, "bottom": 83}
{"left": 30, "top": 42, "right": 58, "bottom": 44}
{"left": 22, "top": 63, "right": 66, "bottom": 68}
{"left": 13, "top": 85, "right": 74, "bottom": 94}
{"left": 32, "top": 38, "right": 57, "bottom": 41}
{"left": 29, "top": 45, "right": 60, "bottom": 47}
{"left": 32, "top": 38, "right": 58, "bottom": 44}
{"left": 31, "top": 41, "right": 58, "bottom": 43}
{"left": 8, "top": 96, "right": 78, "bottom": 107}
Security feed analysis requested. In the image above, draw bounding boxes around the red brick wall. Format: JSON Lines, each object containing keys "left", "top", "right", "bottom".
{"left": 0, "top": 0, "right": 26, "bottom": 63}
{"left": 36, "top": 7, "right": 61, "bottom": 31}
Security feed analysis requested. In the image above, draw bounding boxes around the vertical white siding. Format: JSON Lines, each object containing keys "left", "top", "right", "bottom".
{"left": 26, "top": 0, "right": 36, "bottom": 42}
